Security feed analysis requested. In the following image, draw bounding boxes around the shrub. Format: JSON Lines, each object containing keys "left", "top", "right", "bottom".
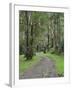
{"left": 49, "top": 48, "right": 55, "bottom": 54}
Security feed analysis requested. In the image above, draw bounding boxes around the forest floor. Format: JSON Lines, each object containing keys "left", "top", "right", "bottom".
{"left": 19, "top": 56, "right": 58, "bottom": 79}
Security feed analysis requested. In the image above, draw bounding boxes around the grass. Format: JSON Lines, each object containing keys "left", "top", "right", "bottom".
{"left": 45, "top": 52, "right": 64, "bottom": 76}
{"left": 19, "top": 54, "right": 42, "bottom": 75}
{"left": 35, "top": 52, "right": 64, "bottom": 76}
{"left": 19, "top": 52, "right": 64, "bottom": 76}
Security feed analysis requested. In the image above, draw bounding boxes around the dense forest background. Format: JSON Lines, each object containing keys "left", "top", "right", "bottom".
{"left": 19, "top": 11, "right": 64, "bottom": 60}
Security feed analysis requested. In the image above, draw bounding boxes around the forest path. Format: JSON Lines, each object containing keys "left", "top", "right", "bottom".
{"left": 20, "top": 57, "right": 58, "bottom": 79}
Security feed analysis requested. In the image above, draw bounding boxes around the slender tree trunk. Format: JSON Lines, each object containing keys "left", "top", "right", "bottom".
{"left": 47, "top": 27, "right": 49, "bottom": 51}
{"left": 25, "top": 11, "right": 29, "bottom": 59}
{"left": 25, "top": 11, "right": 34, "bottom": 59}
{"left": 30, "top": 23, "right": 34, "bottom": 58}
{"left": 57, "top": 15, "right": 61, "bottom": 53}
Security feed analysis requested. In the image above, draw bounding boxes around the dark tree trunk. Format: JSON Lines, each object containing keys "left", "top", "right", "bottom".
{"left": 25, "top": 11, "right": 34, "bottom": 60}
{"left": 30, "top": 23, "right": 34, "bottom": 58}
{"left": 47, "top": 32, "right": 49, "bottom": 51}
{"left": 25, "top": 11, "right": 29, "bottom": 59}
{"left": 47, "top": 21, "right": 49, "bottom": 51}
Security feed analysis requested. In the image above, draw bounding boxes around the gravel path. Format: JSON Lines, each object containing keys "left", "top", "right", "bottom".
{"left": 19, "top": 57, "right": 58, "bottom": 79}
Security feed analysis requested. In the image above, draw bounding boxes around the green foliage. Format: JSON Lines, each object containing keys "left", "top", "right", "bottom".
{"left": 19, "top": 11, "right": 64, "bottom": 59}
{"left": 46, "top": 52, "right": 64, "bottom": 76}
{"left": 19, "top": 11, "right": 64, "bottom": 78}
{"left": 19, "top": 52, "right": 64, "bottom": 77}
{"left": 19, "top": 54, "right": 42, "bottom": 75}
{"left": 49, "top": 48, "right": 55, "bottom": 54}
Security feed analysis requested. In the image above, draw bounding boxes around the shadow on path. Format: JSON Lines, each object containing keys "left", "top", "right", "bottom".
{"left": 19, "top": 57, "right": 58, "bottom": 79}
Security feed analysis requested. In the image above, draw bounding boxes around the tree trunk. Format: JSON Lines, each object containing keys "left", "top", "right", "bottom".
{"left": 30, "top": 23, "right": 34, "bottom": 58}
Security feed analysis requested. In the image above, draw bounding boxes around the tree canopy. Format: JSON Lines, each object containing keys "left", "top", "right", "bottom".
{"left": 19, "top": 11, "right": 64, "bottom": 59}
